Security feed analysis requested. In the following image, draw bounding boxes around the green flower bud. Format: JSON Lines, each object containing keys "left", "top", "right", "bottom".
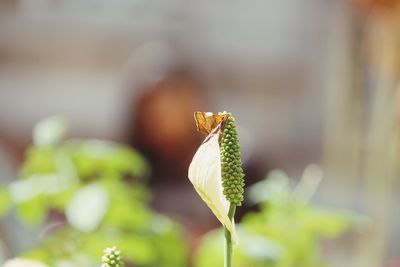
{"left": 220, "top": 116, "right": 245, "bottom": 206}
{"left": 101, "top": 246, "right": 123, "bottom": 267}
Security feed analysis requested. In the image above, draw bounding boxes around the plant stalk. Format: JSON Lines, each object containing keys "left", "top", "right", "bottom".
{"left": 224, "top": 204, "right": 236, "bottom": 267}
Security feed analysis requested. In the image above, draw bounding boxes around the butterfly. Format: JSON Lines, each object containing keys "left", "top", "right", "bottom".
{"left": 194, "top": 111, "right": 231, "bottom": 137}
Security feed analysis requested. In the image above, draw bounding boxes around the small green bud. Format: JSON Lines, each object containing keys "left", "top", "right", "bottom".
{"left": 220, "top": 116, "right": 245, "bottom": 205}
{"left": 101, "top": 246, "right": 123, "bottom": 267}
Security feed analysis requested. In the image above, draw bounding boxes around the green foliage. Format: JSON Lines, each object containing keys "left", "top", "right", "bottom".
{"left": 0, "top": 187, "right": 10, "bottom": 216}
{"left": 0, "top": 117, "right": 187, "bottom": 267}
{"left": 195, "top": 166, "right": 358, "bottom": 267}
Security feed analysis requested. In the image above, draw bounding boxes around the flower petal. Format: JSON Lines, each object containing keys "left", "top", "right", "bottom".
{"left": 188, "top": 133, "right": 237, "bottom": 242}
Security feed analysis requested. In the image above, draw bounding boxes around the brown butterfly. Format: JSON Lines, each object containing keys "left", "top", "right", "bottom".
{"left": 194, "top": 111, "right": 231, "bottom": 137}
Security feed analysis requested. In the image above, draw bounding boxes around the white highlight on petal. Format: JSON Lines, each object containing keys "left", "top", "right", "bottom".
{"left": 188, "top": 133, "right": 237, "bottom": 242}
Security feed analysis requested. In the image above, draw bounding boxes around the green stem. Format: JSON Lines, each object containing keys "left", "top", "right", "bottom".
{"left": 224, "top": 204, "right": 236, "bottom": 267}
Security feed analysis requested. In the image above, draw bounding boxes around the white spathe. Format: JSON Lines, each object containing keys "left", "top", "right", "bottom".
{"left": 188, "top": 133, "right": 237, "bottom": 242}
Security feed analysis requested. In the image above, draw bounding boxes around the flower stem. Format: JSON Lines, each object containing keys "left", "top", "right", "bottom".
{"left": 224, "top": 204, "right": 236, "bottom": 267}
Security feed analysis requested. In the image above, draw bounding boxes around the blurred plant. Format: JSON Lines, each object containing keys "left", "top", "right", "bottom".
{"left": 323, "top": 3, "right": 400, "bottom": 265}
{"left": 0, "top": 116, "right": 187, "bottom": 267}
{"left": 195, "top": 165, "right": 359, "bottom": 267}
{"left": 2, "top": 258, "right": 49, "bottom": 267}
{"left": 101, "top": 246, "right": 123, "bottom": 267}
{"left": 188, "top": 112, "right": 245, "bottom": 267}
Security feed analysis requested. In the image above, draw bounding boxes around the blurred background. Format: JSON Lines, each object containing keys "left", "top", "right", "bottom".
{"left": 0, "top": 0, "right": 399, "bottom": 266}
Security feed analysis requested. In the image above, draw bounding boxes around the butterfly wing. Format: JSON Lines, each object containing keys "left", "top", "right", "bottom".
{"left": 194, "top": 111, "right": 230, "bottom": 136}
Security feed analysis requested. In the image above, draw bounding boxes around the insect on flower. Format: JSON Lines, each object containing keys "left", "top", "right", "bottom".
{"left": 188, "top": 111, "right": 245, "bottom": 243}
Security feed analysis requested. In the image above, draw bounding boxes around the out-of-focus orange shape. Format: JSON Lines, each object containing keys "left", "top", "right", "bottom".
{"left": 354, "top": 0, "right": 398, "bottom": 11}
{"left": 194, "top": 112, "right": 230, "bottom": 136}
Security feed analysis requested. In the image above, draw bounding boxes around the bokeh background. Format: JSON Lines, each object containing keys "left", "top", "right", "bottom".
{"left": 0, "top": 0, "right": 399, "bottom": 266}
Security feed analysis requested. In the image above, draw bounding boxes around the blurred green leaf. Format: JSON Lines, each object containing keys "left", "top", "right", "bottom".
{"left": 302, "top": 208, "right": 353, "bottom": 238}
{"left": 248, "top": 169, "right": 291, "bottom": 204}
{"left": 2, "top": 117, "right": 186, "bottom": 267}
{"left": 0, "top": 187, "right": 10, "bottom": 216}
{"left": 19, "top": 147, "right": 57, "bottom": 178}
{"left": 195, "top": 167, "right": 358, "bottom": 267}
{"left": 63, "top": 139, "right": 149, "bottom": 182}
{"left": 16, "top": 195, "right": 48, "bottom": 226}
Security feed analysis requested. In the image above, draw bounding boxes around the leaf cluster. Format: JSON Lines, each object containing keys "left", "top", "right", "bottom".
{"left": 0, "top": 117, "right": 187, "bottom": 267}
{"left": 195, "top": 168, "right": 359, "bottom": 267}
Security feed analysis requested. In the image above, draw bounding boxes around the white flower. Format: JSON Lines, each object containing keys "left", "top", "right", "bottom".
{"left": 2, "top": 258, "right": 49, "bottom": 267}
{"left": 188, "top": 131, "right": 237, "bottom": 242}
